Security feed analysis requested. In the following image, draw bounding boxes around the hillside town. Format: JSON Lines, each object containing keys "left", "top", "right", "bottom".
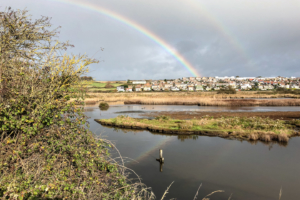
{"left": 116, "top": 76, "right": 300, "bottom": 92}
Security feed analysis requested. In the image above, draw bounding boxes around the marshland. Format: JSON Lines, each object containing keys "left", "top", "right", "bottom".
{"left": 86, "top": 103, "right": 300, "bottom": 199}
{"left": 74, "top": 82, "right": 300, "bottom": 199}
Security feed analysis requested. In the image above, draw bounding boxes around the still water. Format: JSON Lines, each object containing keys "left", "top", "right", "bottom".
{"left": 85, "top": 105, "right": 300, "bottom": 200}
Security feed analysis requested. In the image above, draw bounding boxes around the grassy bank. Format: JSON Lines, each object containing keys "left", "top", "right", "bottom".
{"left": 96, "top": 115, "right": 300, "bottom": 143}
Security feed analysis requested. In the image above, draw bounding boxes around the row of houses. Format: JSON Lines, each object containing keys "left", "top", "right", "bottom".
{"left": 117, "top": 76, "right": 300, "bottom": 92}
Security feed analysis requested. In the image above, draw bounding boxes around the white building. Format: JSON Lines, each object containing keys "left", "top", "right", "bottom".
{"left": 215, "top": 76, "right": 235, "bottom": 80}
{"left": 132, "top": 80, "right": 146, "bottom": 84}
{"left": 117, "top": 86, "right": 125, "bottom": 92}
{"left": 235, "top": 77, "right": 256, "bottom": 80}
{"left": 241, "top": 84, "right": 252, "bottom": 90}
{"left": 171, "top": 87, "right": 180, "bottom": 91}
{"left": 188, "top": 86, "right": 195, "bottom": 91}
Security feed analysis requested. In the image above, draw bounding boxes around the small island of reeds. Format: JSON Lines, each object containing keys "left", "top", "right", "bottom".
{"left": 96, "top": 115, "right": 300, "bottom": 143}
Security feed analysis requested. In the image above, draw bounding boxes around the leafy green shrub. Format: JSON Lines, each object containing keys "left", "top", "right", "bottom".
{"left": 99, "top": 102, "right": 109, "bottom": 110}
{"left": 0, "top": 8, "right": 153, "bottom": 199}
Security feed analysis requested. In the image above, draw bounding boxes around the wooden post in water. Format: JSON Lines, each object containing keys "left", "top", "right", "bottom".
{"left": 159, "top": 149, "right": 164, "bottom": 163}
{"left": 156, "top": 149, "right": 164, "bottom": 172}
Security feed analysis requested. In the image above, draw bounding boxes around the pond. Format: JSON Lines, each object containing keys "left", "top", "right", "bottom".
{"left": 85, "top": 105, "right": 300, "bottom": 200}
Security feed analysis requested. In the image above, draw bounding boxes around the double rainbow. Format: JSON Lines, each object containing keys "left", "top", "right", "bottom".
{"left": 48, "top": 0, "right": 201, "bottom": 77}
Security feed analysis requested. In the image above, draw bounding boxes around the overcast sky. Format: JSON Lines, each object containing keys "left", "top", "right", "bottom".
{"left": 3, "top": 0, "right": 300, "bottom": 80}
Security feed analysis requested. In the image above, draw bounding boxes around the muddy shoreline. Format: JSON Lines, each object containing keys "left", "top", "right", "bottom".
{"left": 141, "top": 111, "right": 300, "bottom": 120}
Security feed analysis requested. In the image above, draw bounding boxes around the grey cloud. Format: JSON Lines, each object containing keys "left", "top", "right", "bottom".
{"left": 3, "top": 0, "right": 300, "bottom": 80}
{"left": 176, "top": 40, "right": 198, "bottom": 54}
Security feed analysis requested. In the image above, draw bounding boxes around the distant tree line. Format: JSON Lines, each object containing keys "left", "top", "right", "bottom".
{"left": 217, "top": 86, "right": 237, "bottom": 94}
{"left": 80, "top": 76, "right": 93, "bottom": 81}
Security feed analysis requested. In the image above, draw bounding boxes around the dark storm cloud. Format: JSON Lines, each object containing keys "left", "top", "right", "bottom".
{"left": 3, "top": 0, "right": 300, "bottom": 79}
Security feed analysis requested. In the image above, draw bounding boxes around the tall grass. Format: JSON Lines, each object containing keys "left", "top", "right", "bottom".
{"left": 78, "top": 91, "right": 300, "bottom": 106}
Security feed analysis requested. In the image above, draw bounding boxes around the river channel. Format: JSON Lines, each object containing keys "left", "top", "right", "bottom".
{"left": 85, "top": 104, "right": 300, "bottom": 200}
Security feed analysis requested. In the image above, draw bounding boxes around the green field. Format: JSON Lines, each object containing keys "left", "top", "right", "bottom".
{"left": 84, "top": 81, "right": 124, "bottom": 92}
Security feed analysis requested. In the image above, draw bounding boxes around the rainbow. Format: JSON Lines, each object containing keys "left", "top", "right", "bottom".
{"left": 47, "top": 0, "right": 201, "bottom": 77}
{"left": 189, "top": 0, "right": 249, "bottom": 61}
{"left": 132, "top": 136, "right": 175, "bottom": 163}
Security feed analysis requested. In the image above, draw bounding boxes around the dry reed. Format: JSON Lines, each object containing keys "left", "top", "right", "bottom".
{"left": 260, "top": 135, "right": 271, "bottom": 142}
{"left": 278, "top": 133, "right": 289, "bottom": 142}
{"left": 249, "top": 134, "right": 259, "bottom": 140}
{"left": 73, "top": 91, "right": 300, "bottom": 107}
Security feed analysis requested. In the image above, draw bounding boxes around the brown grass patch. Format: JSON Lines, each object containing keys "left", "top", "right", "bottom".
{"left": 72, "top": 91, "right": 300, "bottom": 107}
{"left": 278, "top": 133, "right": 289, "bottom": 143}
{"left": 260, "top": 135, "right": 271, "bottom": 142}
{"left": 249, "top": 133, "right": 259, "bottom": 140}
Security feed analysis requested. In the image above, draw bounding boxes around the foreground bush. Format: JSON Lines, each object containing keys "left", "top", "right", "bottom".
{"left": 0, "top": 8, "right": 153, "bottom": 199}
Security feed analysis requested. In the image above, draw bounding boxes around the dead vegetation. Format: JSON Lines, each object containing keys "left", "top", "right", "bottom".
{"left": 80, "top": 90, "right": 299, "bottom": 101}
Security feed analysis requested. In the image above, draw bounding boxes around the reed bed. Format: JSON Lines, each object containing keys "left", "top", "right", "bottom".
{"left": 78, "top": 91, "right": 300, "bottom": 106}
{"left": 80, "top": 97, "right": 300, "bottom": 106}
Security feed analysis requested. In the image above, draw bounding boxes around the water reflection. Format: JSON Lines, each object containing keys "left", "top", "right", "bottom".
{"left": 83, "top": 108, "right": 95, "bottom": 112}
{"left": 178, "top": 135, "right": 199, "bottom": 141}
{"left": 248, "top": 140, "right": 288, "bottom": 148}
{"left": 99, "top": 106, "right": 109, "bottom": 111}
{"left": 100, "top": 124, "right": 291, "bottom": 147}
{"left": 159, "top": 162, "right": 164, "bottom": 172}
{"left": 112, "top": 127, "right": 143, "bottom": 134}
